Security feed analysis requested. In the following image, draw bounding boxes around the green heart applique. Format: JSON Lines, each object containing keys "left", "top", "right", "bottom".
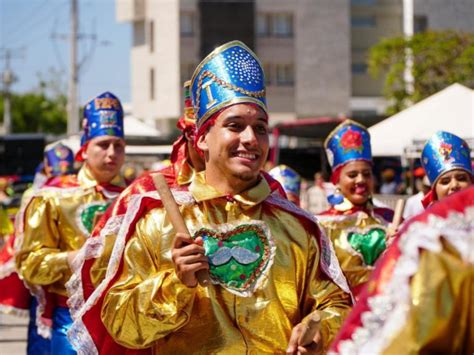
{"left": 193, "top": 223, "right": 274, "bottom": 296}
{"left": 347, "top": 228, "right": 386, "bottom": 266}
{"left": 80, "top": 202, "right": 111, "bottom": 234}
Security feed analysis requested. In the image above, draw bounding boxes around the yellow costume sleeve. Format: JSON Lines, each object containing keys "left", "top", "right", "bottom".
{"left": 16, "top": 196, "right": 71, "bottom": 286}
{"left": 101, "top": 212, "right": 196, "bottom": 349}
{"left": 304, "top": 236, "right": 352, "bottom": 351}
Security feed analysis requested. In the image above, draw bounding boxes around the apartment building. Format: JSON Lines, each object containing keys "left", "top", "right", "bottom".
{"left": 116, "top": 0, "right": 473, "bottom": 135}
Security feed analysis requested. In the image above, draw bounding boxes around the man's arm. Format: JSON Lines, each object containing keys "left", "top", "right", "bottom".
{"left": 16, "top": 196, "right": 71, "bottom": 285}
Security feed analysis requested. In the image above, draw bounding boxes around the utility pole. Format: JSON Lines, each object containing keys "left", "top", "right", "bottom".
{"left": 403, "top": 0, "right": 414, "bottom": 96}
{"left": 68, "top": 0, "right": 79, "bottom": 135}
{"left": 1, "top": 48, "right": 22, "bottom": 135}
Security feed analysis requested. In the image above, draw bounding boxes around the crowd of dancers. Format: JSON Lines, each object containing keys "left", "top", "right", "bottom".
{"left": 0, "top": 40, "right": 472, "bottom": 355}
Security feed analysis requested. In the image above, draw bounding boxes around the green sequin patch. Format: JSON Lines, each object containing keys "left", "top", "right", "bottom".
{"left": 80, "top": 202, "right": 111, "bottom": 234}
{"left": 194, "top": 223, "right": 272, "bottom": 293}
{"left": 347, "top": 228, "right": 386, "bottom": 266}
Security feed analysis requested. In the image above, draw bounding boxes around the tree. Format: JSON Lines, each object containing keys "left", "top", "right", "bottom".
{"left": 368, "top": 30, "right": 474, "bottom": 115}
{"left": 0, "top": 68, "right": 67, "bottom": 134}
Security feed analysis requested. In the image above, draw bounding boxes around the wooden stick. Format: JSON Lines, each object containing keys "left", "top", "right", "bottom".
{"left": 298, "top": 312, "right": 321, "bottom": 346}
{"left": 152, "top": 173, "right": 209, "bottom": 287}
{"left": 388, "top": 198, "right": 405, "bottom": 234}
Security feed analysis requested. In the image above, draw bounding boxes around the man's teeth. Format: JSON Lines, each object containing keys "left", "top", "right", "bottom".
{"left": 236, "top": 153, "right": 256, "bottom": 159}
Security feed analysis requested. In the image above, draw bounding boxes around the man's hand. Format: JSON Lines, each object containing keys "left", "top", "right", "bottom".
{"left": 67, "top": 250, "right": 79, "bottom": 269}
{"left": 171, "top": 232, "right": 209, "bottom": 287}
{"left": 286, "top": 318, "right": 323, "bottom": 355}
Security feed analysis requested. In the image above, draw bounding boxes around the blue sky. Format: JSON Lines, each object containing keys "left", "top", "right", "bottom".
{"left": 0, "top": 0, "right": 131, "bottom": 105}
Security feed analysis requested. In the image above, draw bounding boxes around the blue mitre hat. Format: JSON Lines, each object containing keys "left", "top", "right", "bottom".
{"left": 190, "top": 41, "right": 267, "bottom": 128}
{"left": 421, "top": 131, "right": 472, "bottom": 185}
{"left": 324, "top": 119, "right": 372, "bottom": 170}
{"left": 82, "top": 91, "right": 124, "bottom": 144}
{"left": 268, "top": 165, "right": 301, "bottom": 200}
{"left": 44, "top": 143, "right": 75, "bottom": 177}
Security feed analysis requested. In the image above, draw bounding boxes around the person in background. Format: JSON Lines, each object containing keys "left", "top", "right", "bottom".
{"left": 403, "top": 174, "right": 430, "bottom": 220}
{"left": 1, "top": 142, "right": 75, "bottom": 355}
{"left": 421, "top": 130, "right": 473, "bottom": 208}
{"left": 15, "top": 92, "right": 127, "bottom": 354}
{"left": 268, "top": 164, "right": 302, "bottom": 206}
{"left": 379, "top": 168, "right": 399, "bottom": 194}
{"left": 317, "top": 119, "right": 394, "bottom": 299}
{"left": 331, "top": 186, "right": 474, "bottom": 355}
{"left": 69, "top": 41, "right": 351, "bottom": 355}
{"left": 305, "top": 172, "right": 330, "bottom": 214}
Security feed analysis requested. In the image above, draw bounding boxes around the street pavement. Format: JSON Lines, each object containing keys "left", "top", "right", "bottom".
{"left": 0, "top": 313, "right": 27, "bottom": 354}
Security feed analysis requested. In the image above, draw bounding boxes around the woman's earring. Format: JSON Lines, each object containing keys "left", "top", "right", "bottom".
{"left": 328, "top": 186, "right": 344, "bottom": 205}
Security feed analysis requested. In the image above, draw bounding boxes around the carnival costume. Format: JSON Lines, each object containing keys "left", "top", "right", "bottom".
{"left": 318, "top": 120, "right": 393, "bottom": 297}
{"left": 330, "top": 186, "right": 474, "bottom": 354}
{"left": 66, "top": 41, "right": 351, "bottom": 355}
{"left": 421, "top": 130, "right": 473, "bottom": 207}
{"left": 1, "top": 143, "right": 75, "bottom": 354}
{"left": 15, "top": 92, "right": 127, "bottom": 354}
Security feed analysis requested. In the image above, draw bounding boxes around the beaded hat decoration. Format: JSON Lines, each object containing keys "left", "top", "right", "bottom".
{"left": 421, "top": 131, "right": 472, "bottom": 185}
{"left": 190, "top": 40, "right": 267, "bottom": 128}
{"left": 324, "top": 119, "right": 372, "bottom": 170}
{"left": 44, "top": 142, "right": 75, "bottom": 177}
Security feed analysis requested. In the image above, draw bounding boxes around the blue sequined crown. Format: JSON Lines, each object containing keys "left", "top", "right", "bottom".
{"left": 44, "top": 143, "right": 75, "bottom": 177}
{"left": 324, "top": 119, "right": 372, "bottom": 170}
{"left": 268, "top": 165, "right": 301, "bottom": 198}
{"left": 421, "top": 131, "right": 472, "bottom": 185}
{"left": 191, "top": 41, "right": 267, "bottom": 128}
{"left": 81, "top": 91, "right": 124, "bottom": 144}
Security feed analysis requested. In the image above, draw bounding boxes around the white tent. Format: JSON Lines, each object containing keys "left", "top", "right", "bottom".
{"left": 369, "top": 83, "right": 474, "bottom": 157}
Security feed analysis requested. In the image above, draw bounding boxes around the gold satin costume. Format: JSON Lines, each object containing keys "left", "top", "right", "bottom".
{"left": 16, "top": 167, "right": 124, "bottom": 298}
{"left": 101, "top": 172, "right": 351, "bottom": 353}
{"left": 317, "top": 204, "right": 391, "bottom": 294}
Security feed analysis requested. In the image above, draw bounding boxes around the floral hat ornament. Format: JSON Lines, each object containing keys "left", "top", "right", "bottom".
{"left": 190, "top": 40, "right": 267, "bottom": 129}
{"left": 268, "top": 165, "right": 301, "bottom": 204}
{"left": 44, "top": 142, "right": 75, "bottom": 177}
{"left": 324, "top": 119, "right": 372, "bottom": 171}
{"left": 421, "top": 131, "right": 472, "bottom": 185}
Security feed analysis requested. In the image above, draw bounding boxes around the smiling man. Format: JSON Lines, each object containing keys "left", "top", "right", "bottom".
{"left": 80, "top": 41, "right": 352, "bottom": 355}
{"left": 15, "top": 92, "right": 127, "bottom": 354}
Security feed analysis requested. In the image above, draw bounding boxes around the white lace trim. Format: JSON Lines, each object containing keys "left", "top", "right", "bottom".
{"left": 0, "top": 257, "right": 16, "bottom": 279}
{"left": 67, "top": 189, "right": 194, "bottom": 355}
{"left": 336, "top": 206, "right": 474, "bottom": 355}
{"left": 266, "top": 193, "right": 352, "bottom": 296}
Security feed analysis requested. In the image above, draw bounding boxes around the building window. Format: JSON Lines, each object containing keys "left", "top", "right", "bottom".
{"left": 263, "top": 63, "right": 272, "bottom": 85}
{"left": 275, "top": 64, "right": 294, "bottom": 86}
{"left": 181, "top": 63, "right": 196, "bottom": 83}
{"left": 257, "top": 14, "right": 271, "bottom": 37}
{"left": 351, "top": 15, "right": 376, "bottom": 27}
{"left": 352, "top": 63, "right": 368, "bottom": 74}
{"left": 150, "top": 68, "right": 155, "bottom": 100}
{"left": 149, "top": 20, "right": 154, "bottom": 52}
{"left": 180, "top": 12, "right": 195, "bottom": 36}
{"left": 414, "top": 15, "right": 428, "bottom": 33}
{"left": 257, "top": 13, "right": 293, "bottom": 38}
{"left": 272, "top": 14, "right": 293, "bottom": 37}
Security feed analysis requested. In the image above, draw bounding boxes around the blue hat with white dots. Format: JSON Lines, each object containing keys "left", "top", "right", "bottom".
{"left": 190, "top": 41, "right": 267, "bottom": 128}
